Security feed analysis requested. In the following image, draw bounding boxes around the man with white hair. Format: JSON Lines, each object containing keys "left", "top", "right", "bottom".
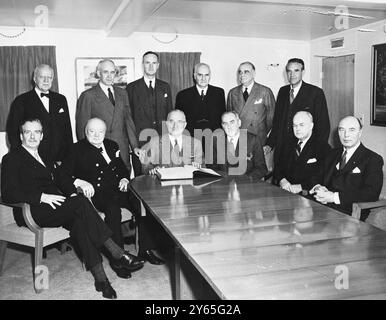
{"left": 275, "top": 110, "right": 331, "bottom": 194}
{"left": 310, "top": 116, "right": 384, "bottom": 221}
{"left": 76, "top": 59, "right": 139, "bottom": 171}
{"left": 176, "top": 62, "right": 225, "bottom": 136}
{"left": 7, "top": 64, "right": 73, "bottom": 164}
{"left": 139, "top": 109, "right": 203, "bottom": 175}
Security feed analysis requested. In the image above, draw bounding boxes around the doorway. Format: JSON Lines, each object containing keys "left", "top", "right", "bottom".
{"left": 322, "top": 54, "right": 355, "bottom": 148}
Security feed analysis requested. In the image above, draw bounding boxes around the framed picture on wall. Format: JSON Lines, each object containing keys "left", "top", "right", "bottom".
{"left": 75, "top": 57, "right": 135, "bottom": 98}
{"left": 371, "top": 43, "right": 386, "bottom": 126}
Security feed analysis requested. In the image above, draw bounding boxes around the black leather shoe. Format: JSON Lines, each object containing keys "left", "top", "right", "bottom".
{"left": 114, "top": 251, "right": 144, "bottom": 272}
{"left": 110, "top": 263, "right": 132, "bottom": 279}
{"left": 140, "top": 250, "right": 165, "bottom": 265}
{"left": 126, "top": 252, "right": 145, "bottom": 264}
{"left": 95, "top": 280, "right": 117, "bottom": 299}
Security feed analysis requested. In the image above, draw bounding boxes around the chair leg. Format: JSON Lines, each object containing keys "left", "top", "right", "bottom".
{"left": 34, "top": 231, "right": 45, "bottom": 293}
{"left": 0, "top": 240, "right": 8, "bottom": 276}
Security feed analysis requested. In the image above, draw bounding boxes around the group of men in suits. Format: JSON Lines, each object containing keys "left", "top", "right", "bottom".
{"left": 2, "top": 53, "right": 385, "bottom": 299}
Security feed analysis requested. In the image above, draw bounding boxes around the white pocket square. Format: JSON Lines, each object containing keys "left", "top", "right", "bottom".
{"left": 164, "top": 93, "right": 168, "bottom": 98}
{"left": 307, "top": 158, "right": 317, "bottom": 164}
{"left": 254, "top": 98, "right": 263, "bottom": 104}
{"left": 58, "top": 108, "right": 64, "bottom": 113}
{"left": 115, "top": 150, "right": 120, "bottom": 158}
{"left": 352, "top": 167, "right": 361, "bottom": 173}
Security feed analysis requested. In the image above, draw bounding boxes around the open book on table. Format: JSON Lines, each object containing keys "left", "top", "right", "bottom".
{"left": 155, "top": 165, "right": 221, "bottom": 181}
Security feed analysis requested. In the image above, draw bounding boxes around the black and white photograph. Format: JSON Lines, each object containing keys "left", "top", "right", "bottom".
{"left": 0, "top": 0, "right": 386, "bottom": 305}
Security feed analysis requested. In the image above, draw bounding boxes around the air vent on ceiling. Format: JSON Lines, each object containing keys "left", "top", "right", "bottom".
{"left": 330, "top": 38, "right": 344, "bottom": 49}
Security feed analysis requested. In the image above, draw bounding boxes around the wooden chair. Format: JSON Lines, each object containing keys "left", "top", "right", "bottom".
{"left": 352, "top": 199, "right": 386, "bottom": 220}
{"left": 0, "top": 200, "right": 70, "bottom": 293}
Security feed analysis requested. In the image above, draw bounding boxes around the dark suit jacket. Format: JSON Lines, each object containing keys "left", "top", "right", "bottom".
{"left": 6, "top": 89, "right": 73, "bottom": 162}
{"left": 227, "top": 82, "right": 275, "bottom": 147}
{"left": 311, "top": 143, "right": 384, "bottom": 214}
{"left": 1, "top": 146, "right": 76, "bottom": 221}
{"left": 58, "top": 138, "right": 130, "bottom": 202}
{"left": 266, "top": 81, "right": 330, "bottom": 163}
{"left": 275, "top": 134, "right": 331, "bottom": 190}
{"left": 126, "top": 78, "right": 172, "bottom": 145}
{"left": 209, "top": 132, "right": 268, "bottom": 180}
{"left": 75, "top": 84, "right": 138, "bottom": 170}
{"left": 175, "top": 85, "right": 226, "bottom": 135}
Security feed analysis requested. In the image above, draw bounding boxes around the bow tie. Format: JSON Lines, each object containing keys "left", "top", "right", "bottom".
{"left": 40, "top": 92, "right": 50, "bottom": 98}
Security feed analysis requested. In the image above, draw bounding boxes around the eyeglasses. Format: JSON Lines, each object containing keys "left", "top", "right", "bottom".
{"left": 167, "top": 120, "right": 186, "bottom": 126}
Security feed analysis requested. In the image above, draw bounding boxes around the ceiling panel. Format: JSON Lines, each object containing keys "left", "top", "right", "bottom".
{"left": 0, "top": 0, "right": 385, "bottom": 39}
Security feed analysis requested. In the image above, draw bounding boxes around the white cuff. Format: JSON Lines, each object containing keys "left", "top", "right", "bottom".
{"left": 73, "top": 179, "right": 82, "bottom": 187}
{"left": 333, "top": 192, "right": 340, "bottom": 204}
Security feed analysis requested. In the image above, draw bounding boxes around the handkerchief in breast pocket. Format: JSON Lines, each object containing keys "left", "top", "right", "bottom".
{"left": 352, "top": 167, "right": 361, "bottom": 173}
{"left": 58, "top": 108, "right": 64, "bottom": 113}
{"left": 115, "top": 150, "right": 120, "bottom": 158}
{"left": 254, "top": 98, "right": 263, "bottom": 104}
{"left": 307, "top": 158, "right": 317, "bottom": 164}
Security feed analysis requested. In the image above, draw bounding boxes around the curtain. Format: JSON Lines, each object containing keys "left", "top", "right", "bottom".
{"left": 0, "top": 46, "right": 58, "bottom": 131}
{"left": 156, "top": 52, "right": 201, "bottom": 107}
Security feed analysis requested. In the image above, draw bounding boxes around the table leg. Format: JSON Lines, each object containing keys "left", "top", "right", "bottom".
{"left": 174, "top": 245, "right": 181, "bottom": 300}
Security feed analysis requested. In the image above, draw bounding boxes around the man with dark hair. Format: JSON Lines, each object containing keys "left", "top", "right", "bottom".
{"left": 227, "top": 61, "right": 276, "bottom": 151}
{"left": 6, "top": 64, "right": 73, "bottom": 165}
{"left": 309, "top": 116, "right": 383, "bottom": 221}
{"left": 265, "top": 58, "right": 330, "bottom": 178}
{"left": 176, "top": 62, "right": 225, "bottom": 136}
{"left": 126, "top": 51, "right": 173, "bottom": 175}
{"left": 76, "top": 59, "right": 139, "bottom": 172}
{"left": 1, "top": 118, "right": 144, "bottom": 299}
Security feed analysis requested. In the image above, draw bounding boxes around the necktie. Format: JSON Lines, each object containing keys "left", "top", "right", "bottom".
{"left": 243, "top": 88, "right": 249, "bottom": 102}
{"left": 149, "top": 80, "right": 154, "bottom": 91}
{"left": 339, "top": 150, "right": 347, "bottom": 170}
{"left": 40, "top": 92, "right": 50, "bottom": 98}
{"left": 296, "top": 140, "right": 303, "bottom": 156}
{"left": 228, "top": 138, "right": 236, "bottom": 154}
{"left": 98, "top": 147, "right": 103, "bottom": 153}
{"left": 289, "top": 88, "right": 295, "bottom": 104}
{"left": 108, "top": 88, "right": 115, "bottom": 106}
{"left": 201, "top": 90, "right": 205, "bottom": 100}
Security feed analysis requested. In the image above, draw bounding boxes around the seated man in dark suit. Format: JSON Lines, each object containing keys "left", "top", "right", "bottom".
{"left": 1, "top": 118, "right": 144, "bottom": 299}
{"left": 210, "top": 111, "right": 267, "bottom": 179}
{"left": 139, "top": 109, "right": 203, "bottom": 175}
{"left": 309, "top": 116, "right": 384, "bottom": 221}
{"left": 275, "top": 111, "right": 331, "bottom": 194}
{"left": 58, "top": 118, "right": 147, "bottom": 276}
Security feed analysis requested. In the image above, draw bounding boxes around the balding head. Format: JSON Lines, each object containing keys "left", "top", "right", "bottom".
{"left": 85, "top": 118, "right": 107, "bottom": 148}
{"left": 292, "top": 110, "right": 314, "bottom": 141}
{"left": 338, "top": 116, "right": 363, "bottom": 149}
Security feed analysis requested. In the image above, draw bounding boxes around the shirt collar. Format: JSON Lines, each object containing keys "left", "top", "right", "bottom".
{"left": 35, "top": 87, "right": 49, "bottom": 98}
{"left": 290, "top": 81, "right": 303, "bottom": 97}
{"left": 98, "top": 82, "right": 113, "bottom": 97}
{"left": 144, "top": 76, "right": 156, "bottom": 88}
{"left": 242, "top": 82, "right": 254, "bottom": 94}
{"left": 228, "top": 132, "right": 240, "bottom": 144}
{"left": 343, "top": 141, "right": 361, "bottom": 161}
{"left": 196, "top": 85, "right": 208, "bottom": 96}
{"left": 169, "top": 134, "right": 183, "bottom": 149}
{"left": 298, "top": 133, "right": 311, "bottom": 150}
{"left": 22, "top": 145, "right": 39, "bottom": 157}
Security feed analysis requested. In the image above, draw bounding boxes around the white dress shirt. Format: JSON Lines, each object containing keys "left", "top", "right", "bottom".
{"left": 99, "top": 82, "right": 114, "bottom": 100}
{"left": 290, "top": 81, "right": 303, "bottom": 99}
{"left": 35, "top": 87, "right": 49, "bottom": 112}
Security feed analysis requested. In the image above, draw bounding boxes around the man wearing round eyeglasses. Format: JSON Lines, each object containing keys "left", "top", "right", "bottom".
{"left": 139, "top": 110, "right": 203, "bottom": 175}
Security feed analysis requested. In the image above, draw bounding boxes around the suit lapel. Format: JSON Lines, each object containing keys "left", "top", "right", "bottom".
{"left": 291, "top": 82, "right": 308, "bottom": 108}
{"left": 30, "top": 90, "right": 50, "bottom": 122}
{"left": 336, "top": 144, "right": 365, "bottom": 176}
{"left": 138, "top": 78, "right": 154, "bottom": 120}
{"left": 239, "top": 82, "right": 258, "bottom": 117}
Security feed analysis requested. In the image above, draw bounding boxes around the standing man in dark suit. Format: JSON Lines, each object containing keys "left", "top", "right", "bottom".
{"left": 309, "top": 116, "right": 383, "bottom": 221}
{"left": 58, "top": 118, "right": 146, "bottom": 277}
{"left": 1, "top": 118, "right": 144, "bottom": 299}
{"left": 126, "top": 51, "right": 173, "bottom": 175}
{"left": 275, "top": 111, "right": 331, "bottom": 194}
{"left": 76, "top": 59, "right": 139, "bottom": 171}
{"left": 265, "top": 58, "right": 330, "bottom": 172}
{"left": 227, "top": 61, "right": 275, "bottom": 150}
{"left": 210, "top": 111, "right": 267, "bottom": 180}
{"left": 176, "top": 62, "right": 226, "bottom": 136}
{"left": 6, "top": 64, "right": 73, "bottom": 164}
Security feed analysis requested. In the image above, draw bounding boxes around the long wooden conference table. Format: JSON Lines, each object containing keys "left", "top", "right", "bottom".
{"left": 130, "top": 175, "right": 386, "bottom": 300}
